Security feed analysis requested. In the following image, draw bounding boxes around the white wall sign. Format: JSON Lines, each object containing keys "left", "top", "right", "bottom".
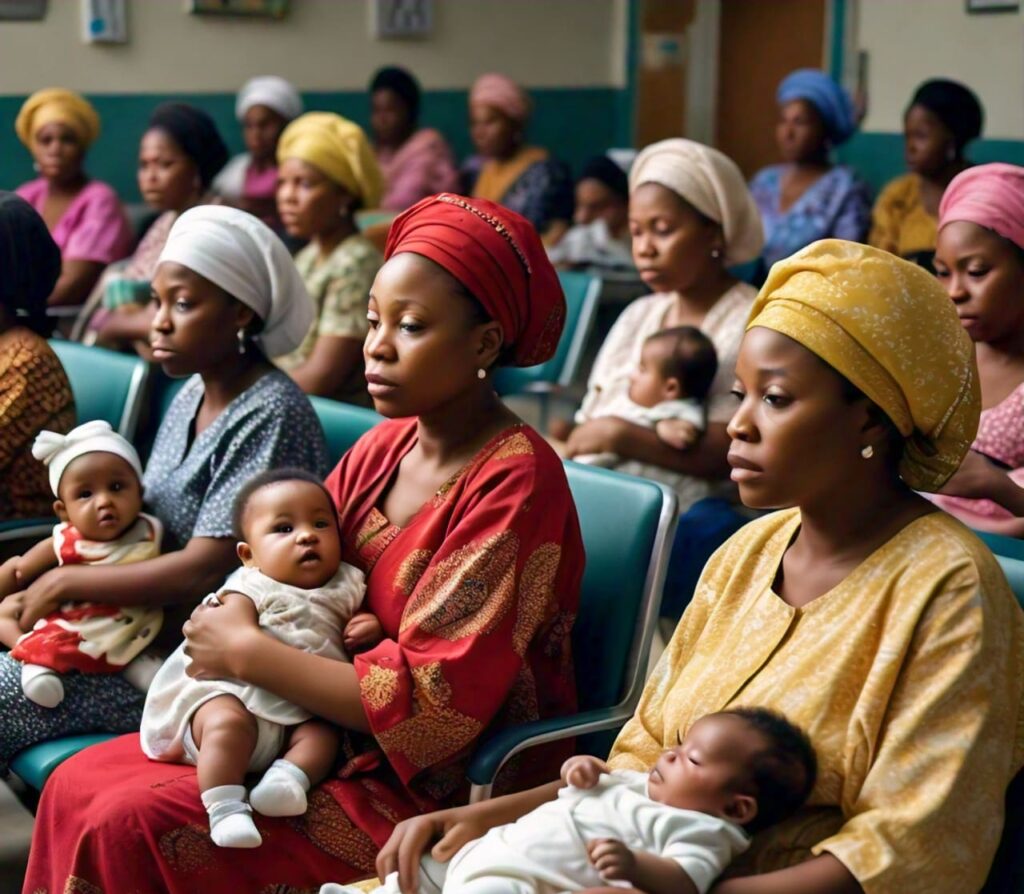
{"left": 372, "top": 0, "right": 432, "bottom": 39}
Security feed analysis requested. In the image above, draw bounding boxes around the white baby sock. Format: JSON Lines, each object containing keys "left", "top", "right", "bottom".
{"left": 121, "top": 652, "right": 164, "bottom": 692}
{"left": 201, "top": 784, "right": 261, "bottom": 848}
{"left": 249, "top": 758, "right": 311, "bottom": 817}
{"left": 21, "top": 664, "right": 64, "bottom": 708}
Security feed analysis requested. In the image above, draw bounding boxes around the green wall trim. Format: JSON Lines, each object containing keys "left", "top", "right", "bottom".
{"left": 0, "top": 86, "right": 626, "bottom": 202}
{"left": 838, "top": 131, "right": 1024, "bottom": 194}
{"left": 828, "top": 0, "right": 846, "bottom": 82}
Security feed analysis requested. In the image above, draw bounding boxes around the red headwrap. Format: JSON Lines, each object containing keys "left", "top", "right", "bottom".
{"left": 384, "top": 193, "right": 565, "bottom": 367}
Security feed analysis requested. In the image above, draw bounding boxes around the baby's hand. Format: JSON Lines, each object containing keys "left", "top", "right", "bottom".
{"left": 343, "top": 612, "right": 384, "bottom": 652}
{"left": 561, "top": 754, "right": 610, "bottom": 789}
{"left": 588, "top": 838, "right": 637, "bottom": 883}
{"left": 656, "top": 418, "right": 699, "bottom": 451}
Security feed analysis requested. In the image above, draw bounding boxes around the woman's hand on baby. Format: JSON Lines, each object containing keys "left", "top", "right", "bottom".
{"left": 565, "top": 418, "right": 625, "bottom": 459}
{"left": 343, "top": 612, "right": 384, "bottom": 653}
{"left": 656, "top": 418, "right": 699, "bottom": 451}
{"left": 377, "top": 808, "right": 490, "bottom": 894}
{"left": 182, "top": 594, "right": 260, "bottom": 681}
{"left": 17, "top": 567, "right": 73, "bottom": 629}
{"left": 588, "top": 838, "right": 637, "bottom": 884}
{"left": 561, "top": 754, "right": 610, "bottom": 788}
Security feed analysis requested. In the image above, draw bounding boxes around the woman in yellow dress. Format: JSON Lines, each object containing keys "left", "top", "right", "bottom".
{"left": 371, "top": 241, "right": 1024, "bottom": 894}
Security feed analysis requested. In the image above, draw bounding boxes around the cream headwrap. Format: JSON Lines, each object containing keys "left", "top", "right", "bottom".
{"left": 236, "top": 76, "right": 303, "bottom": 122}
{"left": 16, "top": 88, "right": 100, "bottom": 148}
{"left": 158, "top": 205, "right": 314, "bottom": 357}
{"left": 33, "top": 421, "right": 143, "bottom": 496}
{"left": 747, "top": 240, "right": 980, "bottom": 492}
{"left": 629, "top": 138, "right": 764, "bottom": 266}
{"left": 277, "top": 112, "right": 383, "bottom": 209}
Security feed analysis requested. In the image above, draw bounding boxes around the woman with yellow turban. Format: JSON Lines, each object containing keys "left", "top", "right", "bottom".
{"left": 274, "top": 111, "right": 384, "bottom": 405}
{"left": 372, "top": 240, "right": 1024, "bottom": 894}
{"left": 15, "top": 88, "right": 133, "bottom": 307}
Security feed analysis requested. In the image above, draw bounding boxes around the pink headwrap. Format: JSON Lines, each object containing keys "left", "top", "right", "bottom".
{"left": 938, "top": 162, "right": 1024, "bottom": 250}
{"left": 469, "top": 73, "right": 532, "bottom": 124}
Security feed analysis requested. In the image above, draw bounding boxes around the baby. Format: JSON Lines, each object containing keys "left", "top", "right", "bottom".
{"left": 0, "top": 420, "right": 164, "bottom": 708}
{"left": 335, "top": 707, "right": 816, "bottom": 894}
{"left": 141, "top": 468, "right": 378, "bottom": 849}
{"left": 574, "top": 326, "right": 718, "bottom": 469}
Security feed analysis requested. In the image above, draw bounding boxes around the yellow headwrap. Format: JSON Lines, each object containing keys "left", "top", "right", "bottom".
{"left": 15, "top": 88, "right": 100, "bottom": 148}
{"left": 277, "top": 112, "right": 383, "bottom": 209}
{"left": 747, "top": 240, "right": 980, "bottom": 492}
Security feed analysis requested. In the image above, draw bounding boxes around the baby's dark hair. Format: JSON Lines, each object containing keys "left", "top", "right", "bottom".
{"left": 720, "top": 707, "right": 817, "bottom": 834}
{"left": 645, "top": 326, "right": 718, "bottom": 401}
{"left": 232, "top": 468, "right": 337, "bottom": 540}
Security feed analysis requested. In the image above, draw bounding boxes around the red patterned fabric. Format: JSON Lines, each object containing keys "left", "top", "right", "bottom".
{"left": 24, "top": 418, "right": 583, "bottom": 893}
{"left": 384, "top": 193, "right": 566, "bottom": 367}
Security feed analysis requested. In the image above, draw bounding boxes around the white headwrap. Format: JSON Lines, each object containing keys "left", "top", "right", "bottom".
{"left": 33, "top": 421, "right": 143, "bottom": 497}
{"left": 236, "top": 76, "right": 303, "bottom": 122}
{"left": 629, "top": 138, "right": 764, "bottom": 266}
{"left": 158, "top": 205, "right": 314, "bottom": 357}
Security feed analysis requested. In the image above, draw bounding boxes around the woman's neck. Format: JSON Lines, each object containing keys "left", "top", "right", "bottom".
{"left": 979, "top": 327, "right": 1024, "bottom": 362}
{"left": 46, "top": 172, "right": 88, "bottom": 195}
{"left": 920, "top": 159, "right": 968, "bottom": 189}
{"left": 415, "top": 385, "right": 517, "bottom": 466}
{"left": 671, "top": 270, "right": 738, "bottom": 318}
{"left": 315, "top": 218, "right": 357, "bottom": 259}
{"left": 379, "top": 126, "right": 414, "bottom": 153}
{"left": 199, "top": 352, "right": 269, "bottom": 413}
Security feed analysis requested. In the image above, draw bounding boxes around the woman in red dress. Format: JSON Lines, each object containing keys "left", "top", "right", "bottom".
{"left": 24, "top": 194, "right": 583, "bottom": 893}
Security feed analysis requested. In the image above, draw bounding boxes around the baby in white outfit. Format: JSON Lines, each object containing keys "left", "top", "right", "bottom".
{"left": 330, "top": 707, "right": 817, "bottom": 894}
{"left": 142, "top": 469, "right": 380, "bottom": 849}
{"left": 574, "top": 325, "right": 718, "bottom": 470}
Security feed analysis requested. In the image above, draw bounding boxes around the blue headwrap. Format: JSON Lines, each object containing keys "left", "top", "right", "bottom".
{"left": 777, "top": 69, "right": 857, "bottom": 146}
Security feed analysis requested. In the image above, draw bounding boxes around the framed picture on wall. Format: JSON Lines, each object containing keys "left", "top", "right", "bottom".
{"left": 187, "top": 0, "right": 289, "bottom": 18}
{"left": 966, "top": 0, "right": 1019, "bottom": 12}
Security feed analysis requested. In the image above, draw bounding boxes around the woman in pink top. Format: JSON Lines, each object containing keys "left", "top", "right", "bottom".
{"left": 370, "top": 66, "right": 459, "bottom": 212}
{"left": 15, "top": 89, "right": 133, "bottom": 307}
{"left": 932, "top": 164, "right": 1024, "bottom": 536}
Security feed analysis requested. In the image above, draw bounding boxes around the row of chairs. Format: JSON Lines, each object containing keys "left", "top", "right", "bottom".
{"left": 6, "top": 339, "right": 679, "bottom": 806}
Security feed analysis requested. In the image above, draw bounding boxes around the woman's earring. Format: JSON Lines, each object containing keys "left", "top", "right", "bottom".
{"left": 861, "top": 445, "right": 874, "bottom": 459}
{"left": 711, "top": 247, "right": 723, "bottom": 260}
{"left": 477, "top": 368, "right": 487, "bottom": 380}
{"left": 237, "top": 328, "right": 247, "bottom": 355}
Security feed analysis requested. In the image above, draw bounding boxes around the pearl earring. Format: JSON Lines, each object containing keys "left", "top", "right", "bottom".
{"left": 237, "top": 328, "right": 247, "bottom": 355}
{"left": 477, "top": 368, "right": 487, "bottom": 380}
{"left": 861, "top": 445, "right": 874, "bottom": 459}
{"left": 711, "top": 248, "right": 722, "bottom": 259}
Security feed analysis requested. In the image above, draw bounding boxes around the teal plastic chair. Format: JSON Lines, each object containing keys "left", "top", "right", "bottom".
{"left": 493, "top": 271, "right": 601, "bottom": 429}
{"left": 0, "top": 342, "right": 150, "bottom": 542}
{"left": 467, "top": 462, "right": 678, "bottom": 801}
{"left": 309, "top": 396, "right": 382, "bottom": 465}
{"left": 9, "top": 733, "right": 116, "bottom": 791}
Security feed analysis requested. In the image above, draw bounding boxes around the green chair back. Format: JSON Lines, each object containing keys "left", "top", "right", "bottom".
{"left": 309, "top": 396, "right": 382, "bottom": 466}
{"left": 50, "top": 341, "right": 150, "bottom": 440}
{"left": 493, "top": 270, "right": 601, "bottom": 396}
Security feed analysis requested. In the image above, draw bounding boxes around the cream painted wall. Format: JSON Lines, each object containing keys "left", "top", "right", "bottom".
{"left": 857, "top": 0, "right": 1024, "bottom": 138}
{"left": 0, "top": 0, "right": 625, "bottom": 94}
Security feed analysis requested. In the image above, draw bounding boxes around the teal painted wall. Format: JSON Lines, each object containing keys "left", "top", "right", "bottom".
{"left": 0, "top": 86, "right": 625, "bottom": 202}
{"left": 838, "top": 132, "right": 1024, "bottom": 195}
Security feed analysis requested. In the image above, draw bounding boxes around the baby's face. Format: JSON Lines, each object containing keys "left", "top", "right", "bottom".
{"left": 56, "top": 452, "right": 143, "bottom": 542}
{"left": 628, "top": 339, "right": 676, "bottom": 408}
{"left": 648, "top": 714, "right": 762, "bottom": 815}
{"left": 240, "top": 480, "right": 342, "bottom": 589}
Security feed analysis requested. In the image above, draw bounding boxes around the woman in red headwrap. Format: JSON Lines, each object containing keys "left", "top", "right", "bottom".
{"left": 24, "top": 195, "right": 583, "bottom": 893}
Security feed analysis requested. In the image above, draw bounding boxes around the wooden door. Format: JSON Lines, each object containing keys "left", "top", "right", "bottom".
{"left": 635, "top": 0, "right": 697, "bottom": 148}
{"left": 715, "top": 0, "right": 827, "bottom": 178}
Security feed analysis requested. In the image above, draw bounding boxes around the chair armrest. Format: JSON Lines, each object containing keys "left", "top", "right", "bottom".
{"left": 0, "top": 516, "right": 56, "bottom": 542}
{"left": 466, "top": 705, "right": 630, "bottom": 787}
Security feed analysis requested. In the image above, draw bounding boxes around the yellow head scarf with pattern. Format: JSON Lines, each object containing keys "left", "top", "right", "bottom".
{"left": 15, "top": 88, "right": 100, "bottom": 149}
{"left": 747, "top": 239, "right": 980, "bottom": 492}
{"left": 277, "top": 112, "right": 383, "bottom": 209}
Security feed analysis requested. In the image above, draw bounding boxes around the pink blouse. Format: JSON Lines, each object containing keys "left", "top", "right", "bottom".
{"left": 376, "top": 128, "right": 459, "bottom": 212}
{"left": 15, "top": 178, "right": 133, "bottom": 265}
{"left": 933, "top": 381, "right": 1024, "bottom": 522}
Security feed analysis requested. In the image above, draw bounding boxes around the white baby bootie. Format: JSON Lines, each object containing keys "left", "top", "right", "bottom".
{"left": 201, "top": 784, "right": 262, "bottom": 848}
{"left": 121, "top": 651, "right": 164, "bottom": 692}
{"left": 21, "top": 664, "right": 64, "bottom": 708}
{"left": 249, "top": 758, "right": 311, "bottom": 817}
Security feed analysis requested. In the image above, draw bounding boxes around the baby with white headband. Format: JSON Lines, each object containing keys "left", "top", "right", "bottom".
{"left": 0, "top": 420, "right": 163, "bottom": 708}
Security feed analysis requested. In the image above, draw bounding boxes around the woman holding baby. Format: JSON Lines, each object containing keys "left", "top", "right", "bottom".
{"left": 24, "top": 194, "right": 585, "bottom": 892}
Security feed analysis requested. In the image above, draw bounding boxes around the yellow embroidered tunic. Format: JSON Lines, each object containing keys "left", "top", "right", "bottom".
{"left": 610, "top": 508, "right": 1024, "bottom": 893}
